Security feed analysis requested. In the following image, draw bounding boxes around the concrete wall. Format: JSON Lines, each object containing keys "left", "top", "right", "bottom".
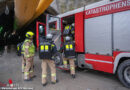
{"left": 51, "top": 0, "right": 102, "bottom": 13}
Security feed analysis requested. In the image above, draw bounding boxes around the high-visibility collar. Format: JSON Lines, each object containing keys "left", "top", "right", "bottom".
{"left": 25, "top": 38, "right": 32, "bottom": 43}
{"left": 65, "top": 25, "right": 71, "bottom": 30}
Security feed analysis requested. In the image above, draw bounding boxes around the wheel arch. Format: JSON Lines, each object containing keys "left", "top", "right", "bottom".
{"left": 113, "top": 53, "right": 130, "bottom": 74}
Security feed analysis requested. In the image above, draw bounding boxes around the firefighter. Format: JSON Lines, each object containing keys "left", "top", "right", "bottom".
{"left": 40, "top": 33, "right": 58, "bottom": 86}
{"left": 63, "top": 23, "right": 75, "bottom": 42}
{"left": 60, "top": 36, "right": 76, "bottom": 78}
{"left": 63, "top": 24, "right": 72, "bottom": 41}
{"left": 23, "top": 31, "right": 35, "bottom": 81}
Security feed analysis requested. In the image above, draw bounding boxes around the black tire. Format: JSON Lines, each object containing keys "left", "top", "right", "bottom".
{"left": 117, "top": 60, "right": 130, "bottom": 88}
{"left": 54, "top": 52, "right": 63, "bottom": 66}
{"left": 76, "top": 67, "right": 85, "bottom": 71}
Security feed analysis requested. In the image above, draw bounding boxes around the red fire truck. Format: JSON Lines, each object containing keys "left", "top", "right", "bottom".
{"left": 47, "top": 0, "right": 130, "bottom": 88}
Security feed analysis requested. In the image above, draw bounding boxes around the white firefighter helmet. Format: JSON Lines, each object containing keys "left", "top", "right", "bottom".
{"left": 65, "top": 36, "right": 71, "bottom": 41}
{"left": 72, "top": 23, "right": 75, "bottom": 27}
{"left": 46, "top": 33, "right": 53, "bottom": 40}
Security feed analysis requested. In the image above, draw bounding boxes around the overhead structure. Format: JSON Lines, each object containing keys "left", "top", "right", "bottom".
{"left": 14, "top": 0, "right": 53, "bottom": 29}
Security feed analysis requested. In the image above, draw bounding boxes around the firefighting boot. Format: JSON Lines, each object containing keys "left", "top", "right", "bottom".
{"left": 51, "top": 80, "right": 59, "bottom": 84}
{"left": 42, "top": 76, "right": 47, "bottom": 86}
{"left": 51, "top": 73, "right": 58, "bottom": 84}
{"left": 71, "top": 74, "right": 76, "bottom": 79}
{"left": 24, "top": 72, "right": 32, "bottom": 81}
{"left": 29, "top": 70, "right": 36, "bottom": 79}
{"left": 42, "top": 82, "right": 47, "bottom": 87}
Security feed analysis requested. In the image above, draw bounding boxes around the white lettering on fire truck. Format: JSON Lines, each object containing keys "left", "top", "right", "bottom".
{"left": 86, "top": 0, "right": 130, "bottom": 15}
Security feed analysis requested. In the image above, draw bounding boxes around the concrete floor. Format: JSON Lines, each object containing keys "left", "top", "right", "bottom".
{"left": 0, "top": 31, "right": 129, "bottom": 90}
{"left": 0, "top": 51, "right": 129, "bottom": 90}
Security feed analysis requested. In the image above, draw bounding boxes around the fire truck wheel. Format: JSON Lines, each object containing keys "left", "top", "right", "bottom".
{"left": 54, "top": 52, "right": 63, "bottom": 66}
{"left": 117, "top": 60, "right": 130, "bottom": 88}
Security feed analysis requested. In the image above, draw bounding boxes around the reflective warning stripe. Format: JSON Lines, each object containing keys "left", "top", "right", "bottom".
{"left": 52, "top": 44, "right": 54, "bottom": 47}
{"left": 63, "top": 61, "right": 67, "bottom": 64}
{"left": 51, "top": 73, "right": 56, "bottom": 77}
{"left": 70, "top": 44, "right": 73, "bottom": 50}
{"left": 24, "top": 72, "right": 29, "bottom": 75}
{"left": 42, "top": 74, "right": 47, "bottom": 78}
{"left": 65, "top": 26, "right": 70, "bottom": 30}
{"left": 51, "top": 44, "right": 55, "bottom": 50}
{"left": 45, "top": 45, "right": 48, "bottom": 51}
{"left": 25, "top": 55, "right": 30, "bottom": 58}
{"left": 41, "top": 45, "right": 44, "bottom": 50}
{"left": 65, "top": 44, "right": 74, "bottom": 50}
{"left": 66, "top": 45, "right": 69, "bottom": 50}
{"left": 65, "top": 25, "right": 72, "bottom": 30}
{"left": 22, "top": 66, "right": 25, "bottom": 69}
{"left": 17, "top": 47, "right": 19, "bottom": 50}
{"left": 85, "top": 58, "right": 113, "bottom": 64}
{"left": 30, "top": 70, "right": 33, "bottom": 73}
{"left": 25, "top": 46, "right": 29, "bottom": 48}
{"left": 70, "top": 67, "right": 75, "bottom": 70}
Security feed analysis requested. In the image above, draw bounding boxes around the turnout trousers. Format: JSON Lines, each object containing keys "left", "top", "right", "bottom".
{"left": 24, "top": 56, "right": 34, "bottom": 80}
{"left": 63, "top": 58, "right": 75, "bottom": 75}
{"left": 41, "top": 59, "right": 56, "bottom": 84}
{"left": 22, "top": 55, "right": 26, "bottom": 73}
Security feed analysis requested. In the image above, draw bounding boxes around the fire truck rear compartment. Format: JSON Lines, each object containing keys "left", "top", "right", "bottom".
{"left": 62, "top": 15, "right": 75, "bottom": 27}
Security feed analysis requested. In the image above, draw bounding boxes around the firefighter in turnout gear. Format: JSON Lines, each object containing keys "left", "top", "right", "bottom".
{"left": 40, "top": 33, "right": 58, "bottom": 86}
{"left": 60, "top": 36, "right": 76, "bottom": 78}
{"left": 63, "top": 24, "right": 75, "bottom": 42}
{"left": 23, "top": 31, "right": 35, "bottom": 81}
{"left": 63, "top": 25, "right": 71, "bottom": 41}
{"left": 63, "top": 25, "right": 71, "bottom": 35}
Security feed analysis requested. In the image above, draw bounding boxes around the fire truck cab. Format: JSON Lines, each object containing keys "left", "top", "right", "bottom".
{"left": 48, "top": 0, "right": 130, "bottom": 88}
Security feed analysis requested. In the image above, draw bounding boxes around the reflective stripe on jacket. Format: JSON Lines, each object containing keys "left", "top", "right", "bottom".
{"left": 65, "top": 25, "right": 71, "bottom": 30}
